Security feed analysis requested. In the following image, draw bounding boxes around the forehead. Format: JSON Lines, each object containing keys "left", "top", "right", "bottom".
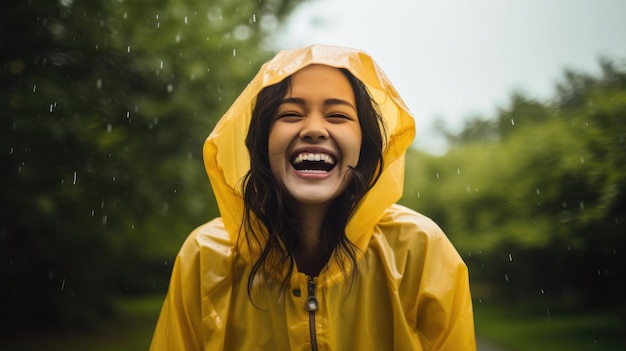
{"left": 287, "top": 64, "right": 355, "bottom": 101}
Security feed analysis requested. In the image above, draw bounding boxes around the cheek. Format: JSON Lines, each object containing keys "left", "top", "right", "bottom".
{"left": 267, "top": 129, "right": 286, "bottom": 175}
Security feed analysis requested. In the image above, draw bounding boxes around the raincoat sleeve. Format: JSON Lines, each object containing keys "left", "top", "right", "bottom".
{"left": 149, "top": 219, "right": 233, "bottom": 351}
{"left": 416, "top": 242, "right": 476, "bottom": 351}
{"left": 414, "top": 214, "right": 475, "bottom": 350}
{"left": 378, "top": 205, "right": 476, "bottom": 350}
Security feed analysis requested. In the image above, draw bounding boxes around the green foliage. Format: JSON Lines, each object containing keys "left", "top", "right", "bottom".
{"left": 474, "top": 299, "right": 626, "bottom": 351}
{"left": 402, "top": 58, "right": 626, "bottom": 308}
{"left": 1, "top": 0, "right": 303, "bottom": 329}
{"left": 0, "top": 295, "right": 164, "bottom": 351}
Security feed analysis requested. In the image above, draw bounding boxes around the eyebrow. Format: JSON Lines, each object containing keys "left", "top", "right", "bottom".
{"left": 279, "top": 97, "right": 357, "bottom": 110}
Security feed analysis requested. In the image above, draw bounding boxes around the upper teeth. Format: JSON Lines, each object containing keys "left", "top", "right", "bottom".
{"left": 293, "top": 153, "right": 335, "bottom": 165}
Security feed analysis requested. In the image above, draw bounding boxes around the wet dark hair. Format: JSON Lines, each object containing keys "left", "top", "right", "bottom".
{"left": 241, "top": 67, "right": 386, "bottom": 295}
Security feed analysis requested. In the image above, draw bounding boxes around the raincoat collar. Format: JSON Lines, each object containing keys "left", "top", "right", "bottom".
{"left": 203, "top": 44, "right": 415, "bottom": 271}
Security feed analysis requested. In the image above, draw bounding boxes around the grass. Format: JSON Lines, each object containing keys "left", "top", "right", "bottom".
{"left": 474, "top": 298, "right": 626, "bottom": 351}
{"left": 0, "top": 295, "right": 164, "bottom": 351}
{"left": 2, "top": 295, "right": 624, "bottom": 350}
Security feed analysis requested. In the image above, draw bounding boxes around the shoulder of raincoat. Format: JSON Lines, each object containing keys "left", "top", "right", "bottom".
{"left": 150, "top": 44, "right": 476, "bottom": 351}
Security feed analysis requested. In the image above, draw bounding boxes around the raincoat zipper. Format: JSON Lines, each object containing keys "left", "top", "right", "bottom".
{"left": 305, "top": 277, "right": 319, "bottom": 351}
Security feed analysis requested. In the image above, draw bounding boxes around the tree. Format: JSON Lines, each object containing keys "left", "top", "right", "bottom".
{"left": 1, "top": 0, "right": 303, "bottom": 329}
{"left": 402, "top": 58, "right": 626, "bottom": 308}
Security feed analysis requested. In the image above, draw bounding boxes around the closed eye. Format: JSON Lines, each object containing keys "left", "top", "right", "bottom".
{"left": 327, "top": 113, "right": 354, "bottom": 122}
{"left": 276, "top": 112, "right": 303, "bottom": 122}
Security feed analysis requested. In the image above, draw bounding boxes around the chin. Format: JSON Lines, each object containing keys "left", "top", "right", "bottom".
{"left": 289, "top": 187, "right": 344, "bottom": 207}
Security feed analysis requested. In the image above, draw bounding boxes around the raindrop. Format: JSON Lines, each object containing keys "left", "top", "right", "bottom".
{"left": 167, "top": 84, "right": 173, "bottom": 93}
{"left": 184, "top": 16, "right": 188, "bottom": 24}
{"left": 73, "top": 171, "right": 77, "bottom": 185}
{"left": 510, "top": 118, "right": 515, "bottom": 126}
{"left": 126, "top": 111, "right": 130, "bottom": 119}
{"left": 579, "top": 201, "right": 585, "bottom": 209}
{"left": 253, "top": 14, "right": 256, "bottom": 22}
{"left": 123, "top": 12, "right": 127, "bottom": 19}
{"left": 504, "top": 274, "right": 509, "bottom": 282}
{"left": 107, "top": 123, "right": 112, "bottom": 132}
{"left": 102, "top": 215, "right": 108, "bottom": 226}
{"left": 127, "top": 45, "right": 131, "bottom": 53}
{"left": 436, "top": 172, "right": 440, "bottom": 179}
{"left": 32, "top": 84, "right": 37, "bottom": 92}
{"left": 101, "top": 201, "right": 105, "bottom": 210}
{"left": 175, "top": 34, "right": 181, "bottom": 42}
{"left": 233, "top": 48, "right": 237, "bottom": 56}
{"left": 508, "top": 254, "right": 513, "bottom": 261}
{"left": 61, "top": 279, "right": 66, "bottom": 291}
{"left": 536, "top": 188, "right": 540, "bottom": 195}
{"left": 96, "top": 78, "right": 102, "bottom": 89}
{"left": 540, "top": 289, "right": 545, "bottom": 294}
{"left": 160, "top": 60, "right": 164, "bottom": 69}
{"left": 580, "top": 157, "right": 584, "bottom": 164}
{"left": 49, "top": 103, "right": 56, "bottom": 113}
{"left": 457, "top": 168, "right": 461, "bottom": 175}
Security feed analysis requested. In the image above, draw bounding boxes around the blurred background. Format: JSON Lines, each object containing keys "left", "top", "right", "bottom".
{"left": 1, "top": 0, "right": 624, "bottom": 350}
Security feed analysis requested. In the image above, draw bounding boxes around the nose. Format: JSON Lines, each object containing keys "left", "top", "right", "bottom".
{"left": 299, "top": 115, "right": 329, "bottom": 141}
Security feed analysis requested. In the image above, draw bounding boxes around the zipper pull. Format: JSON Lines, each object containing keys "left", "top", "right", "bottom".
{"left": 306, "top": 279, "right": 319, "bottom": 312}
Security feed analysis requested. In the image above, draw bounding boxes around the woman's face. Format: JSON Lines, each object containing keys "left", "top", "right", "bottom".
{"left": 268, "top": 64, "right": 362, "bottom": 208}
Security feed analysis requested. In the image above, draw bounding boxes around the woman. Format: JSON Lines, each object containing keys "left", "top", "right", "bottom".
{"left": 150, "top": 44, "right": 476, "bottom": 350}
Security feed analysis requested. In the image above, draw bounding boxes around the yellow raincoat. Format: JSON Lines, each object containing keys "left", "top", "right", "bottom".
{"left": 150, "top": 45, "right": 476, "bottom": 350}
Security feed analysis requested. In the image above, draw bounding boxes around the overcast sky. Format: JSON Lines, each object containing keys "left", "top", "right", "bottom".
{"left": 273, "top": 0, "right": 626, "bottom": 153}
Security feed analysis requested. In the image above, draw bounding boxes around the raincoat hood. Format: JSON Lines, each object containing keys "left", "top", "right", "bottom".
{"left": 203, "top": 44, "right": 416, "bottom": 263}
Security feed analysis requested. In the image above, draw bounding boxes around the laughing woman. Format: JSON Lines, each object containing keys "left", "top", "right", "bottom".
{"left": 150, "top": 45, "right": 476, "bottom": 351}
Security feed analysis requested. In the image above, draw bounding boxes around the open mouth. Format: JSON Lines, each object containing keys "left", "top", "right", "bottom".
{"left": 291, "top": 152, "right": 336, "bottom": 173}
